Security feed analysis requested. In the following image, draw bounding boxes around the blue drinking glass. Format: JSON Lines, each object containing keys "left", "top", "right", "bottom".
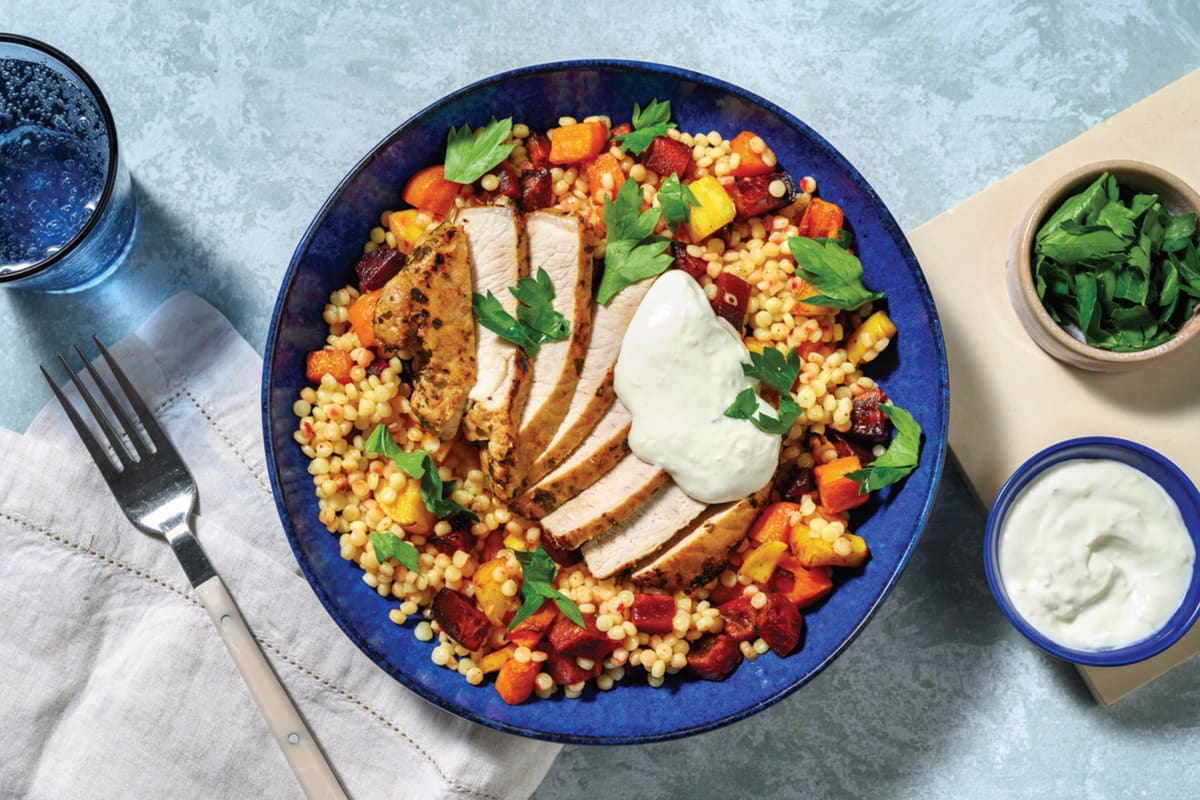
{"left": 0, "top": 34, "right": 137, "bottom": 293}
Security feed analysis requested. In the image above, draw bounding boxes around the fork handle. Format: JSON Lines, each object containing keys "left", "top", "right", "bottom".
{"left": 195, "top": 577, "right": 349, "bottom": 800}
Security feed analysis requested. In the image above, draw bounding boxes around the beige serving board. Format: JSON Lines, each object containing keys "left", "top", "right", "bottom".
{"left": 908, "top": 68, "right": 1200, "bottom": 706}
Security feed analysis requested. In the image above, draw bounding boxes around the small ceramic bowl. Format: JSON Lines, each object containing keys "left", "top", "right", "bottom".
{"left": 1006, "top": 160, "right": 1200, "bottom": 372}
{"left": 984, "top": 437, "right": 1200, "bottom": 667}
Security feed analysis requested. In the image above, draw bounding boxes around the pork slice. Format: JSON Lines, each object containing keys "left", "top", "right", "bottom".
{"left": 526, "top": 275, "right": 656, "bottom": 486}
{"left": 514, "top": 400, "right": 631, "bottom": 518}
{"left": 581, "top": 482, "right": 709, "bottom": 579}
{"left": 459, "top": 205, "right": 532, "bottom": 494}
{"left": 539, "top": 452, "right": 667, "bottom": 551}
{"left": 373, "top": 223, "right": 476, "bottom": 439}
{"left": 630, "top": 483, "right": 773, "bottom": 590}
{"left": 487, "top": 211, "right": 593, "bottom": 501}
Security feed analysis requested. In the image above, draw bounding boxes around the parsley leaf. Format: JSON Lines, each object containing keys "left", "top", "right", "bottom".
{"left": 845, "top": 405, "right": 922, "bottom": 493}
{"left": 472, "top": 290, "right": 537, "bottom": 354}
{"left": 509, "top": 548, "right": 585, "bottom": 629}
{"left": 364, "top": 424, "right": 477, "bottom": 520}
{"left": 613, "top": 98, "right": 676, "bottom": 155}
{"left": 368, "top": 531, "right": 419, "bottom": 572}
{"left": 511, "top": 268, "right": 570, "bottom": 342}
{"left": 595, "top": 178, "right": 672, "bottom": 304}
{"left": 724, "top": 388, "right": 760, "bottom": 419}
{"left": 788, "top": 236, "right": 885, "bottom": 310}
{"left": 743, "top": 346, "right": 801, "bottom": 395}
{"left": 443, "top": 117, "right": 515, "bottom": 184}
{"left": 472, "top": 269, "right": 570, "bottom": 357}
{"left": 723, "top": 348, "right": 802, "bottom": 435}
{"left": 658, "top": 172, "right": 699, "bottom": 230}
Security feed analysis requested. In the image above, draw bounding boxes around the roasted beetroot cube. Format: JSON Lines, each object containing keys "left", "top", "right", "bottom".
{"left": 354, "top": 247, "right": 405, "bottom": 292}
{"left": 711, "top": 271, "right": 753, "bottom": 333}
{"left": 781, "top": 466, "right": 815, "bottom": 502}
{"left": 492, "top": 161, "right": 520, "bottom": 198}
{"left": 630, "top": 593, "right": 677, "bottom": 635}
{"left": 755, "top": 594, "right": 804, "bottom": 657}
{"left": 520, "top": 168, "right": 554, "bottom": 211}
{"left": 526, "top": 132, "right": 552, "bottom": 170}
{"left": 431, "top": 588, "right": 490, "bottom": 651}
{"left": 726, "top": 171, "right": 795, "bottom": 220}
{"left": 547, "top": 613, "right": 618, "bottom": 660}
{"left": 429, "top": 526, "right": 472, "bottom": 556}
{"left": 669, "top": 241, "right": 708, "bottom": 282}
{"left": 830, "top": 433, "right": 874, "bottom": 464}
{"left": 717, "top": 597, "right": 758, "bottom": 643}
{"left": 543, "top": 649, "right": 602, "bottom": 686}
{"left": 640, "top": 135, "right": 692, "bottom": 178}
{"left": 849, "top": 387, "right": 891, "bottom": 443}
{"left": 687, "top": 633, "right": 743, "bottom": 681}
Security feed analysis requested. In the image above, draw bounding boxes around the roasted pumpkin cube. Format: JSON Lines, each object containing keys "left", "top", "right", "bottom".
{"left": 378, "top": 478, "right": 436, "bottom": 536}
{"left": 686, "top": 175, "right": 736, "bottom": 240}
{"left": 845, "top": 310, "right": 898, "bottom": 365}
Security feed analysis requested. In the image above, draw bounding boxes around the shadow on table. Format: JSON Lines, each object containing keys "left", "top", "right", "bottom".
{"left": 4, "top": 180, "right": 254, "bottom": 386}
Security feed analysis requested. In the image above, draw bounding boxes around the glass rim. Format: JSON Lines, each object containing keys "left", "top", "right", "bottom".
{"left": 0, "top": 32, "right": 121, "bottom": 283}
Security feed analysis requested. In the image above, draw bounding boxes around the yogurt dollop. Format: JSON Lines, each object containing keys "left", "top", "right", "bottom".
{"left": 613, "top": 270, "right": 779, "bottom": 504}
{"left": 998, "top": 458, "right": 1195, "bottom": 651}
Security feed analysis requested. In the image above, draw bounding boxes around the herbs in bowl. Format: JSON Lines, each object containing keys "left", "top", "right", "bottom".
{"left": 1008, "top": 160, "right": 1200, "bottom": 372}
{"left": 1034, "top": 171, "right": 1200, "bottom": 352}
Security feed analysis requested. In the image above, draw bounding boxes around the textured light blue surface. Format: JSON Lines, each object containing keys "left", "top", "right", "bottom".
{"left": 4, "top": 1, "right": 1200, "bottom": 796}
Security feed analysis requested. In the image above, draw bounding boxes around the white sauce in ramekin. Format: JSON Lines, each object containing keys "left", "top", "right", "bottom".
{"left": 613, "top": 270, "right": 779, "bottom": 503}
{"left": 998, "top": 459, "right": 1195, "bottom": 651}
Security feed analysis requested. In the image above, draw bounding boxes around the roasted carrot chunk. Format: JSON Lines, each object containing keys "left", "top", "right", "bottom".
{"left": 495, "top": 657, "right": 540, "bottom": 705}
{"left": 402, "top": 164, "right": 461, "bottom": 217}
{"left": 748, "top": 502, "right": 803, "bottom": 545}
{"left": 305, "top": 349, "right": 353, "bottom": 385}
{"left": 772, "top": 555, "right": 834, "bottom": 609}
{"left": 548, "top": 120, "right": 608, "bottom": 164}
{"left": 796, "top": 197, "right": 845, "bottom": 239}
{"left": 347, "top": 289, "right": 381, "bottom": 349}
{"left": 508, "top": 600, "right": 559, "bottom": 649}
{"left": 585, "top": 152, "right": 627, "bottom": 202}
{"left": 813, "top": 455, "right": 870, "bottom": 514}
{"left": 729, "top": 131, "right": 776, "bottom": 177}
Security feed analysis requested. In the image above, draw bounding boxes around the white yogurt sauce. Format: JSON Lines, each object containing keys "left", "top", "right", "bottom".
{"left": 998, "top": 459, "right": 1195, "bottom": 651}
{"left": 613, "top": 270, "right": 779, "bottom": 503}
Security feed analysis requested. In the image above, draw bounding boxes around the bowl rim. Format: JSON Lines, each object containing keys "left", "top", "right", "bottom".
{"left": 1006, "top": 159, "right": 1200, "bottom": 370}
{"left": 983, "top": 435, "right": 1200, "bottom": 667}
{"left": 261, "top": 58, "right": 950, "bottom": 743}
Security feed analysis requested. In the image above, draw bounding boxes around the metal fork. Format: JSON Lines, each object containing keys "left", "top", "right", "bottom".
{"left": 42, "top": 338, "right": 348, "bottom": 800}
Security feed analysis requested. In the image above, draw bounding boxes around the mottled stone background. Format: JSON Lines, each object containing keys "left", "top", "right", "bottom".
{"left": 4, "top": 1, "right": 1199, "bottom": 797}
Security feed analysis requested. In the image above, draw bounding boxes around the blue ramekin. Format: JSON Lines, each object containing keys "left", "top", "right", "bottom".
{"left": 984, "top": 437, "right": 1200, "bottom": 667}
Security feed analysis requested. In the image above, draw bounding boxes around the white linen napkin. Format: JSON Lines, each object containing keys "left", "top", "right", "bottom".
{"left": 0, "top": 292, "right": 560, "bottom": 800}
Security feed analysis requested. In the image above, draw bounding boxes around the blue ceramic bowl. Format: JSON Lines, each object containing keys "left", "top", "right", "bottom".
{"left": 984, "top": 437, "right": 1200, "bottom": 667}
{"left": 263, "top": 60, "right": 949, "bottom": 743}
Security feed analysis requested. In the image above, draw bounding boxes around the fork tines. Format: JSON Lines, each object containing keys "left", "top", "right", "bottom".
{"left": 40, "top": 337, "right": 167, "bottom": 476}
